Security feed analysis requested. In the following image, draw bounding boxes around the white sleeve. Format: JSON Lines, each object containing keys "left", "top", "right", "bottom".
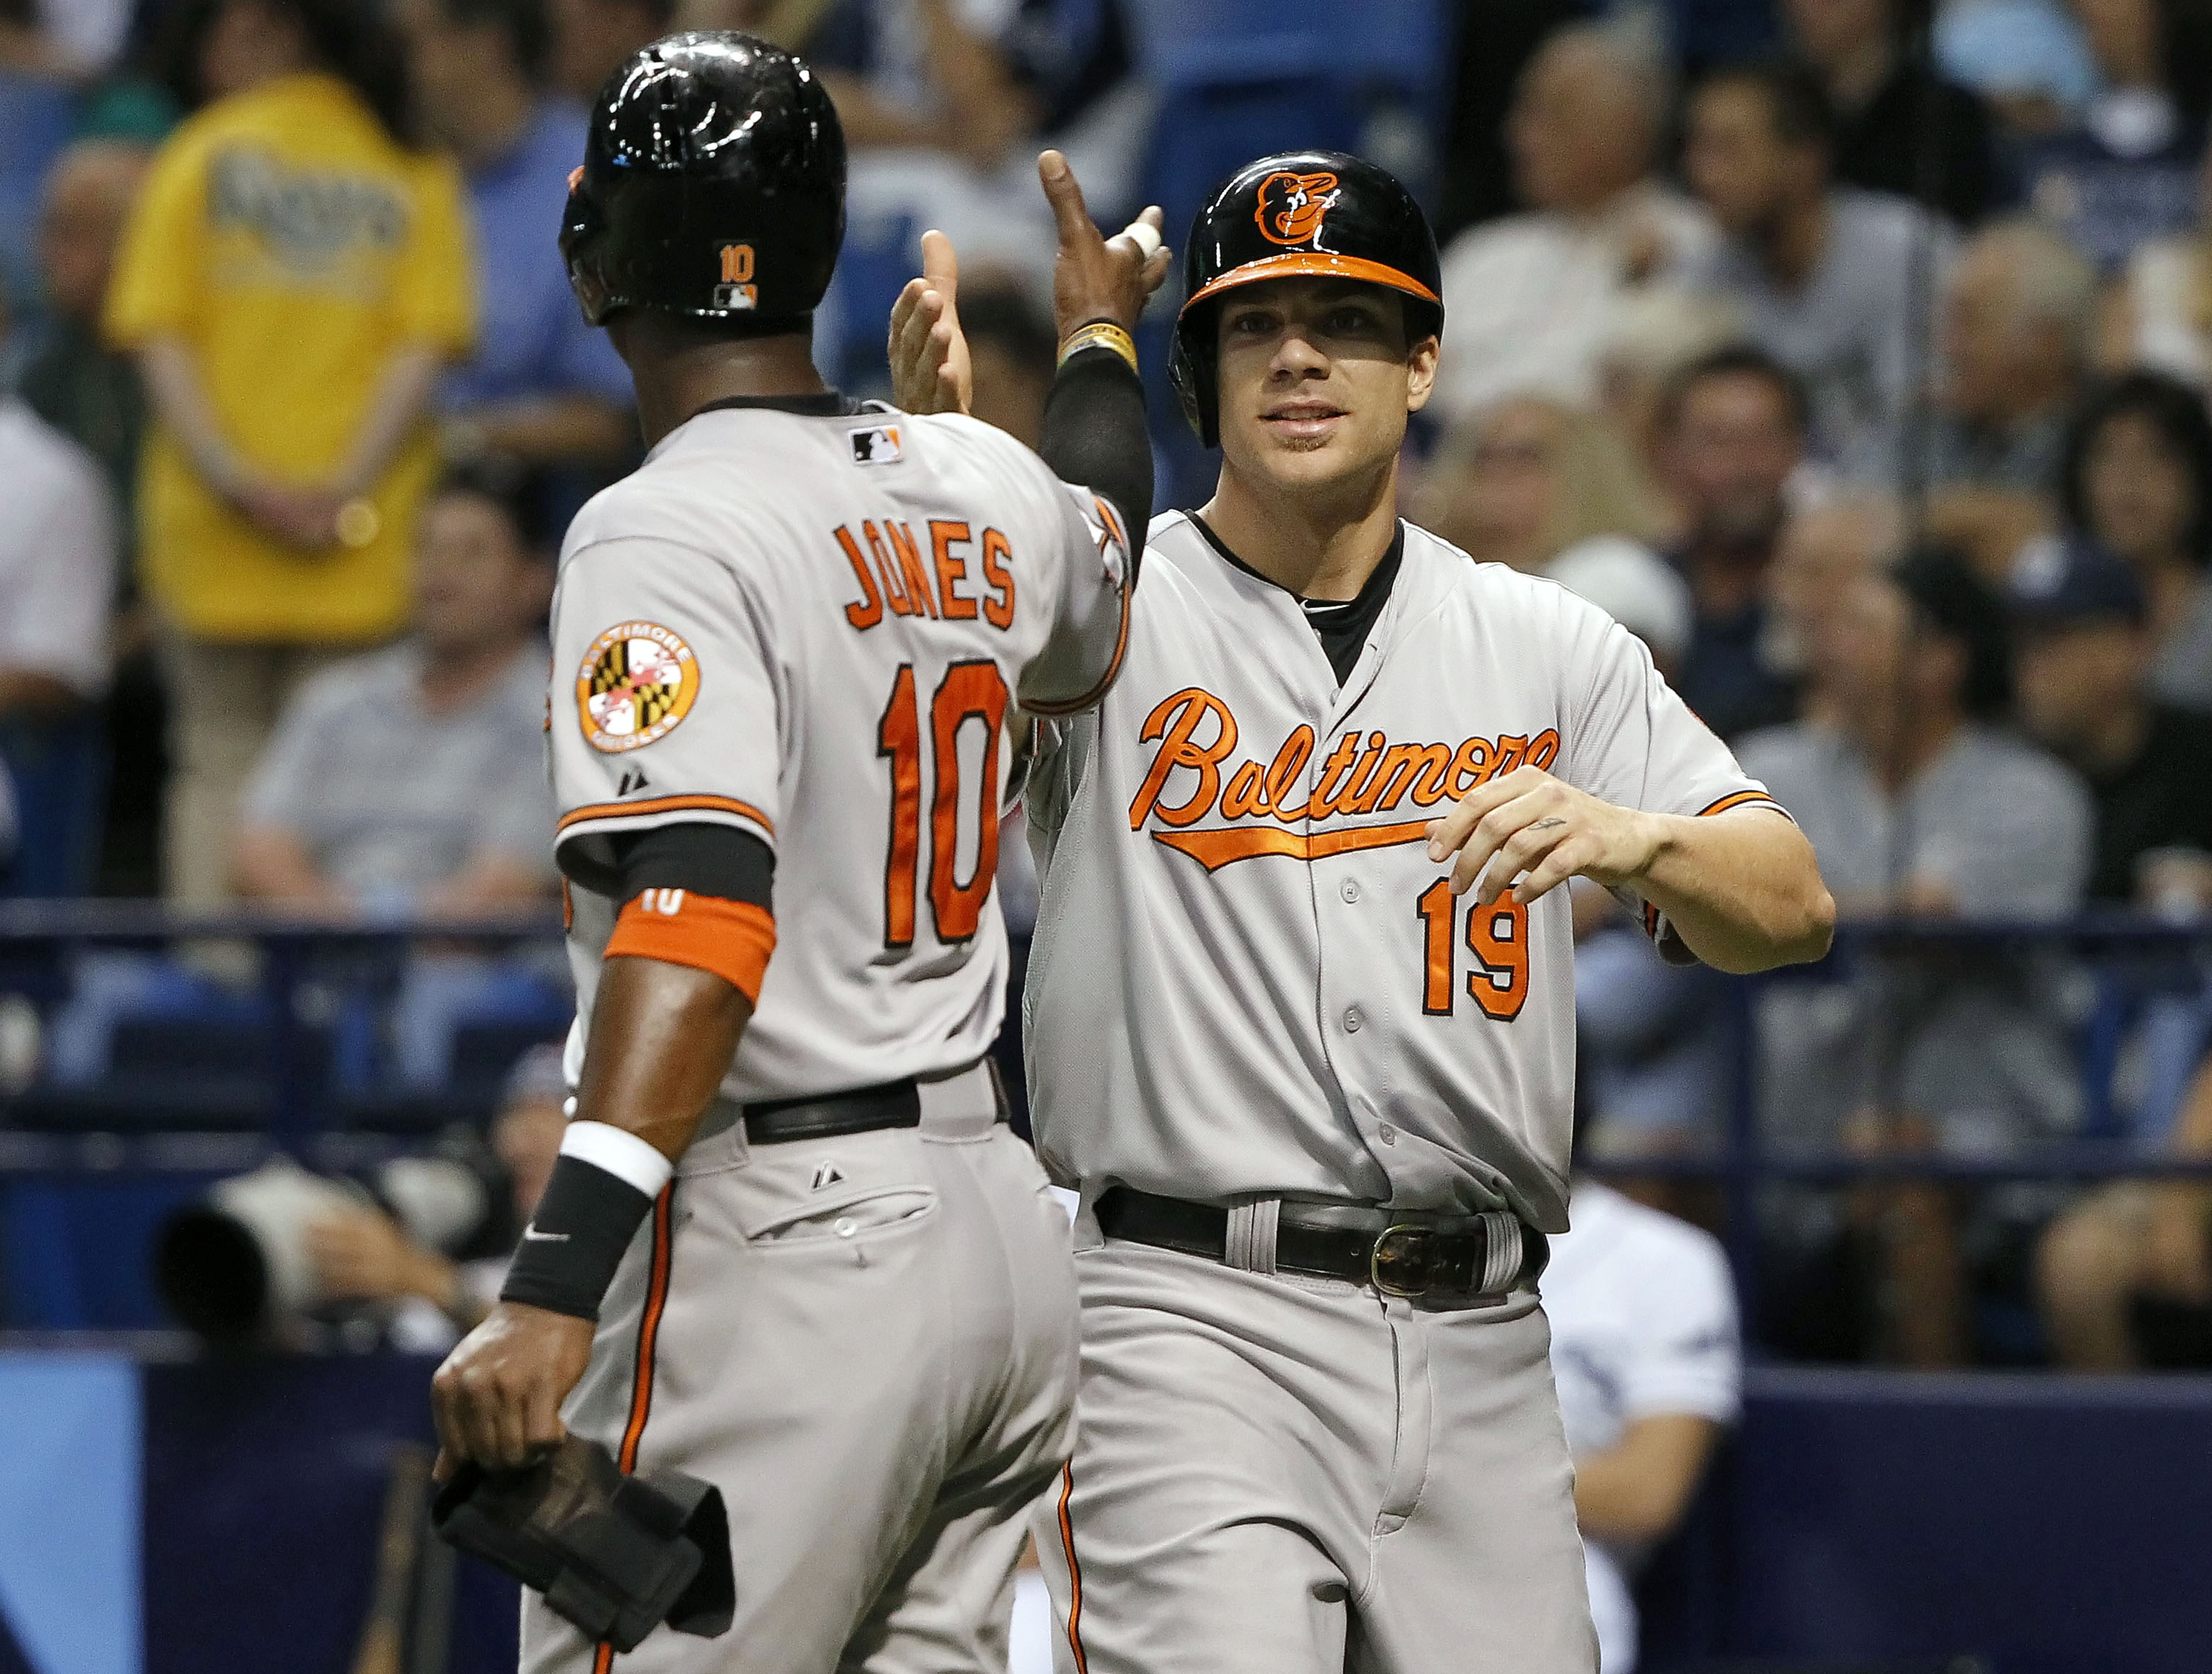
{"left": 1021, "top": 481, "right": 1133, "bottom": 715}
{"left": 1619, "top": 1232, "right": 1742, "bottom": 1425}
{"left": 0, "top": 453, "right": 115, "bottom": 697}
{"left": 548, "top": 534, "right": 781, "bottom": 890}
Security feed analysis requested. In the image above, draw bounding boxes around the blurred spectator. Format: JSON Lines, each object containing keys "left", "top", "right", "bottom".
{"left": 232, "top": 463, "right": 557, "bottom": 917}
{"left": 2039, "top": 1051, "right": 2212, "bottom": 1368}
{"left": 0, "top": 303, "right": 117, "bottom": 726}
{"left": 547, "top": 0, "right": 672, "bottom": 103}
{"left": 1433, "top": 18, "right": 1718, "bottom": 419}
{"left": 959, "top": 279, "right": 1055, "bottom": 449}
{"left": 1681, "top": 59, "right": 1955, "bottom": 484}
{"left": 1414, "top": 395, "right": 1671, "bottom": 575}
{"left": 1658, "top": 345, "right": 1808, "bottom": 739}
{"left": 1742, "top": 552, "right": 2093, "bottom": 1365}
{"left": 1433, "top": 0, "right": 1587, "bottom": 243}
{"left": 2010, "top": 535, "right": 2212, "bottom": 902}
{"left": 2100, "top": 135, "right": 2212, "bottom": 386}
{"left": 0, "top": 0, "right": 134, "bottom": 82}
{"left": 1760, "top": 492, "right": 1906, "bottom": 718}
{"left": 1550, "top": 542, "right": 1728, "bottom": 1168}
{"left": 1595, "top": 286, "right": 1748, "bottom": 480}
{"left": 1544, "top": 1178, "right": 1740, "bottom": 1674}
{"left": 1936, "top": 0, "right": 2101, "bottom": 136}
{"left": 309, "top": 1041, "right": 569, "bottom": 1339}
{"left": 2059, "top": 370, "right": 2212, "bottom": 709}
{"left": 105, "top": 0, "right": 476, "bottom": 906}
{"left": 395, "top": 0, "right": 634, "bottom": 478}
{"left": 1786, "top": 0, "right": 2001, "bottom": 226}
{"left": 14, "top": 141, "right": 152, "bottom": 530}
{"left": 2018, "top": 0, "right": 2205, "bottom": 271}
{"left": 1932, "top": 219, "right": 2099, "bottom": 493}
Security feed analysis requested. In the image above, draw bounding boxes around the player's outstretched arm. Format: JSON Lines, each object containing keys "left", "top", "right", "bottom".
{"left": 431, "top": 956, "right": 750, "bottom": 1478}
{"left": 1425, "top": 768, "right": 1835, "bottom": 974}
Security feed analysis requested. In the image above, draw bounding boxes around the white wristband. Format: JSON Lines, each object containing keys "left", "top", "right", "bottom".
{"left": 560, "top": 1120, "right": 675, "bottom": 1198}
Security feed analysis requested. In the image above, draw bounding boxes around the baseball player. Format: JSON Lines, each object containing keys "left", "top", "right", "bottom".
{"left": 429, "top": 33, "right": 1167, "bottom": 1673}
{"left": 892, "top": 152, "right": 1834, "bottom": 1673}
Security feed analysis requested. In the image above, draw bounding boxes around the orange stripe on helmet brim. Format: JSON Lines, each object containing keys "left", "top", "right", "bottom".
{"left": 1180, "top": 252, "right": 1441, "bottom": 316}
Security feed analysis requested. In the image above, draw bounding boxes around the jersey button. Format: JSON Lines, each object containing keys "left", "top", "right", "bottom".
{"left": 1378, "top": 1123, "right": 1397, "bottom": 1145}
{"left": 1344, "top": 1007, "right": 1363, "bottom": 1034}
{"left": 1340, "top": 879, "right": 1360, "bottom": 903}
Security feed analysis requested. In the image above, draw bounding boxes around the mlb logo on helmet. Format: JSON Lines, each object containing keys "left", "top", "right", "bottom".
{"left": 713, "top": 241, "right": 758, "bottom": 310}
{"left": 1254, "top": 171, "right": 1339, "bottom": 247}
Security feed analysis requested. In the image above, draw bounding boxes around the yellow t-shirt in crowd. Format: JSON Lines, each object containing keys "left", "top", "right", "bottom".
{"left": 106, "top": 72, "right": 476, "bottom": 643}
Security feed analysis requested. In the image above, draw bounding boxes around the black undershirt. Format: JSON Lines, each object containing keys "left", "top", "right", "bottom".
{"left": 1191, "top": 515, "right": 1405, "bottom": 685}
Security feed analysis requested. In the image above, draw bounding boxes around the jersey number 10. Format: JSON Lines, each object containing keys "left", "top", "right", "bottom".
{"left": 877, "top": 661, "right": 1011, "bottom": 948}
{"left": 1415, "top": 880, "right": 1529, "bottom": 1021}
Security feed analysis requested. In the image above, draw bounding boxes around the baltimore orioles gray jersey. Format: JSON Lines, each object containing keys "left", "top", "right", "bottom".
{"left": 1021, "top": 511, "right": 1785, "bottom": 1674}
{"left": 549, "top": 399, "right": 1131, "bottom": 1099}
{"left": 1022, "top": 511, "right": 1783, "bottom": 1235}
{"left": 528, "top": 398, "right": 1130, "bottom": 1674}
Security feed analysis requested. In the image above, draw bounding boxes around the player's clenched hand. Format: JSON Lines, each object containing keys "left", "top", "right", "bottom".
{"left": 430, "top": 1300, "right": 593, "bottom": 1480}
{"left": 1039, "top": 149, "right": 1170, "bottom": 340}
{"left": 889, "top": 230, "right": 972, "bottom": 416}
{"left": 1425, "top": 767, "right": 1663, "bottom": 906}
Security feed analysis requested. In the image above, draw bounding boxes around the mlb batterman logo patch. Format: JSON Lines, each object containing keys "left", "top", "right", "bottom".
{"left": 577, "top": 622, "right": 700, "bottom": 752}
{"left": 850, "top": 424, "right": 903, "bottom": 465}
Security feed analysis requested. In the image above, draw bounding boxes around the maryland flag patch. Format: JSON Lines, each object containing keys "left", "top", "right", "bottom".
{"left": 577, "top": 622, "right": 700, "bottom": 752}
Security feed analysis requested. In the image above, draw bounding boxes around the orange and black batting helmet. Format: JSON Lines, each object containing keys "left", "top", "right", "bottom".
{"left": 1168, "top": 151, "right": 1444, "bottom": 447}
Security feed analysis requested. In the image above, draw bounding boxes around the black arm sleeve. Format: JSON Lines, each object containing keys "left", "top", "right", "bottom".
{"left": 1037, "top": 341, "right": 1152, "bottom": 570}
{"left": 608, "top": 824, "right": 774, "bottom": 909}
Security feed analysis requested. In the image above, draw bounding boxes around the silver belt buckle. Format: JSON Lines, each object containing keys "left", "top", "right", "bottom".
{"left": 1370, "top": 1224, "right": 1433, "bottom": 1297}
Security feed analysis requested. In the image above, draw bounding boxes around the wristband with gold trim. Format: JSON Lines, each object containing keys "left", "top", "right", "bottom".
{"left": 1058, "top": 319, "right": 1138, "bottom": 376}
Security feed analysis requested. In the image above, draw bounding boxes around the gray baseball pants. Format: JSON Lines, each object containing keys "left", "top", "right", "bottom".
{"left": 1032, "top": 1229, "right": 1598, "bottom": 1674}
{"left": 523, "top": 1063, "right": 1079, "bottom": 1674}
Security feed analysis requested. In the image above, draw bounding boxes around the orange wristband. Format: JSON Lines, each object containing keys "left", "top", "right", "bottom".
{"left": 605, "top": 889, "right": 777, "bottom": 1004}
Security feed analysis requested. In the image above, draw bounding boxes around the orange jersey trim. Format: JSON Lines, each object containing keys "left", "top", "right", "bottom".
{"left": 1183, "top": 252, "right": 1441, "bottom": 313}
{"left": 557, "top": 794, "right": 775, "bottom": 839}
{"left": 1056, "top": 1462, "right": 1090, "bottom": 1674}
{"left": 1697, "top": 790, "right": 1793, "bottom": 822}
{"left": 1023, "top": 570, "right": 1133, "bottom": 718}
{"left": 1152, "top": 817, "right": 1433, "bottom": 872}
{"left": 593, "top": 1185, "right": 675, "bottom": 1674}
{"left": 604, "top": 891, "right": 776, "bottom": 1005}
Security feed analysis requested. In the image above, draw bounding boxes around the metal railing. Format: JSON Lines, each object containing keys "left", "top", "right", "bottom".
{"left": 4, "top": 903, "right": 2212, "bottom": 1349}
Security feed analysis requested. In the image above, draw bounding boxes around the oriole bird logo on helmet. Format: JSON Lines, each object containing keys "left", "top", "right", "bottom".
{"left": 1254, "top": 171, "right": 1339, "bottom": 246}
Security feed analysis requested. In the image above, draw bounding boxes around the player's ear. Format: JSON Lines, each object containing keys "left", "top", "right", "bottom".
{"left": 1404, "top": 332, "right": 1440, "bottom": 415}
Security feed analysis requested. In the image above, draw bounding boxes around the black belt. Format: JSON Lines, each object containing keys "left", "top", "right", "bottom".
{"left": 1096, "top": 1186, "right": 1546, "bottom": 1305}
{"left": 742, "top": 1067, "right": 1006, "bottom": 1145}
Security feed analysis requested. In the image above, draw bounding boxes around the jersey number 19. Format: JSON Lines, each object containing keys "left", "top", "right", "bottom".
{"left": 876, "top": 661, "right": 1011, "bottom": 948}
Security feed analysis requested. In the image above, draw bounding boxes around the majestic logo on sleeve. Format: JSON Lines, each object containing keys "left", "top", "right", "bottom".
{"left": 1253, "top": 171, "right": 1340, "bottom": 247}
{"left": 577, "top": 622, "right": 700, "bottom": 753}
{"left": 1128, "top": 688, "right": 1561, "bottom": 869}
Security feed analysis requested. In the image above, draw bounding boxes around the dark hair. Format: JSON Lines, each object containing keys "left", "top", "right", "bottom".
{"left": 157, "top": 0, "right": 415, "bottom": 141}
{"left": 959, "top": 283, "right": 1057, "bottom": 380}
{"left": 1895, "top": 546, "right": 2012, "bottom": 718}
{"left": 1660, "top": 343, "right": 1811, "bottom": 437}
{"left": 2058, "top": 370, "right": 2212, "bottom": 568}
{"left": 1695, "top": 57, "right": 1837, "bottom": 151}
{"left": 441, "top": 0, "right": 552, "bottom": 86}
{"left": 433, "top": 457, "right": 554, "bottom": 557}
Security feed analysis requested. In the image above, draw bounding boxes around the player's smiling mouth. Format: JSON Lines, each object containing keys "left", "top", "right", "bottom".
{"left": 1261, "top": 398, "right": 1347, "bottom": 442}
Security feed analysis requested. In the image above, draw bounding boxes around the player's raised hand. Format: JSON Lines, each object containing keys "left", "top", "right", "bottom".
{"left": 888, "top": 229, "right": 972, "bottom": 416}
{"left": 1425, "top": 766, "right": 1664, "bottom": 907}
{"left": 1039, "top": 149, "right": 1170, "bottom": 340}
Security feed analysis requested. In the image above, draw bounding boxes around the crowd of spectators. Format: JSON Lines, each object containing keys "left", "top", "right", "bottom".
{"left": 4, "top": 0, "right": 2212, "bottom": 1388}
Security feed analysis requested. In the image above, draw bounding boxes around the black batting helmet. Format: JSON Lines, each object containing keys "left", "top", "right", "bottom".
{"left": 1168, "top": 152, "right": 1444, "bottom": 447}
{"left": 560, "top": 32, "right": 844, "bottom": 332}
